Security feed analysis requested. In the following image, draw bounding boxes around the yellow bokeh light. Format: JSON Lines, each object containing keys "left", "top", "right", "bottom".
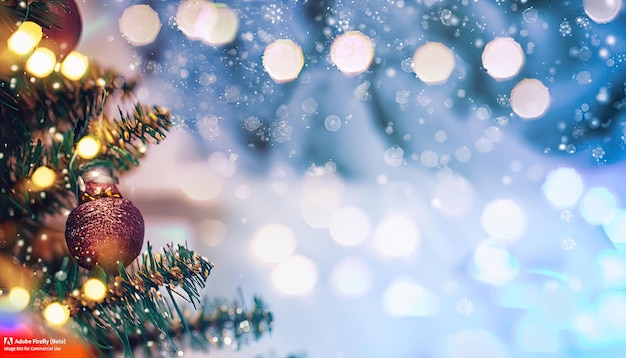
{"left": 32, "top": 166, "right": 56, "bottom": 189}
{"left": 119, "top": 5, "right": 162, "bottom": 46}
{"left": 262, "top": 39, "right": 305, "bottom": 83}
{"left": 76, "top": 136, "right": 101, "bottom": 159}
{"left": 7, "top": 21, "right": 43, "bottom": 55}
{"left": 43, "top": 302, "right": 70, "bottom": 326}
{"left": 83, "top": 278, "right": 107, "bottom": 302}
{"left": 8, "top": 287, "right": 30, "bottom": 311}
{"left": 412, "top": 42, "right": 455, "bottom": 85}
{"left": 330, "top": 31, "right": 375, "bottom": 76}
{"left": 199, "top": 4, "right": 239, "bottom": 46}
{"left": 60, "top": 51, "right": 89, "bottom": 81}
{"left": 25, "top": 47, "right": 56, "bottom": 78}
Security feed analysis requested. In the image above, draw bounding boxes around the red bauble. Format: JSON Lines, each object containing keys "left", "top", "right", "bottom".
{"left": 39, "top": 0, "right": 83, "bottom": 59}
{"left": 65, "top": 184, "right": 144, "bottom": 271}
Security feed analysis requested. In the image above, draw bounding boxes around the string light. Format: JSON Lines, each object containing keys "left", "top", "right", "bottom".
{"left": 43, "top": 302, "right": 70, "bottom": 326}
{"left": 7, "top": 21, "right": 43, "bottom": 55}
{"left": 25, "top": 47, "right": 57, "bottom": 78}
{"left": 31, "top": 166, "right": 56, "bottom": 189}
{"left": 8, "top": 287, "right": 30, "bottom": 311}
{"left": 83, "top": 278, "right": 107, "bottom": 302}
{"left": 60, "top": 51, "right": 89, "bottom": 80}
{"left": 76, "top": 136, "right": 101, "bottom": 159}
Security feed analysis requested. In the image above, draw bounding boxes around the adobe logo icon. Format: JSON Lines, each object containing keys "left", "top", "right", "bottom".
{"left": 3, "top": 337, "right": 13, "bottom": 345}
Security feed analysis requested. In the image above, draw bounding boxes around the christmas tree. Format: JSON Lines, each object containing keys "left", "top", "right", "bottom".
{"left": 0, "top": 1, "right": 272, "bottom": 357}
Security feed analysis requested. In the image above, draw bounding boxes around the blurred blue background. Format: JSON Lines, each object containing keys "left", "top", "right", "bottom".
{"left": 78, "top": 0, "right": 626, "bottom": 357}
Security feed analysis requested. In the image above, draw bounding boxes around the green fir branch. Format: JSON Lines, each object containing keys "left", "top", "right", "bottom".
{"left": 0, "top": 133, "right": 75, "bottom": 220}
{"left": 94, "top": 105, "right": 172, "bottom": 173}
{"left": 0, "top": 59, "right": 170, "bottom": 222}
{"left": 30, "top": 243, "right": 272, "bottom": 357}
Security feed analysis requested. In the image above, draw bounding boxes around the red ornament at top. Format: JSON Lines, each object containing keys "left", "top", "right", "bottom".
{"left": 39, "top": 0, "right": 83, "bottom": 59}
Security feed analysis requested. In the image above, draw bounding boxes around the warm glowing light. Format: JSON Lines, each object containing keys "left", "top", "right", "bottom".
{"left": 176, "top": 0, "right": 218, "bottom": 40}
{"left": 583, "top": 0, "right": 623, "bottom": 23}
{"left": 328, "top": 206, "right": 371, "bottom": 246}
{"left": 119, "top": 5, "right": 162, "bottom": 46}
{"left": 542, "top": 167, "right": 584, "bottom": 208}
{"left": 60, "top": 51, "right": 89, "bottom": 81}
{"left": 32, "top": 166, "right": 56, "bottom": 189}
{"left": 83, "top": 278, "right": 107, "bottom": 302}
{"left": 375, "top": 213, "right": 420, "bottom": 257}
{"left": 252, "top": 223, "right": 297, "bottom": 263}
{"left": 412, "top": 42, "right": 455, "bottom": 85}
{"left": 25, "top": 47, "right": 56, "bottom": 78}
{"left": 271, "top": 255, "right": 318, "bottom": 295}
{"left": 263, "top": 39, "right": 305, "bottom": 83}
{"left": 382, "top": 276, "right": 439, "bottom": 317}
{"left": 330, "top": 31, "right": 375, "bottom": 76}
{"left": 510, "top": 78, "right": 551, "bottom": 119}
{"left": 76, "top": 136, "right": 101, "bottom": 159}
{"left": 480, "top": 199, "right": 527, "bottom": 241}
{"left": 43, "top": 302, "right": 70, "bottom": 326}
{"left": 8, "top": 287, "right": 30, "bottom": 311}
{"left": 7, "top": 21, "right": 43, "bottom": 55}
{"left": 199, "top": 4, "right": 239, "bottom": 46}
{"left": 482, "top": 37, "right": 525, "bottom": 80}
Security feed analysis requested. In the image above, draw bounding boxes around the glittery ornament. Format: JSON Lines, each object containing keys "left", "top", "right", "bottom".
{"left": 65, "top": 195, "right": 144, "bottom": 271}
{"left": 65, "top": 169, "right": 144, "bottom": 271}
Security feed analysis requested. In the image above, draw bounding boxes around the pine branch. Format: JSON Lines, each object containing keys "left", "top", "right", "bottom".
{"left": 91, "top": 105, "right": 172, "bottom": 173}
{"left": 29, "top": 243, "right": 272, "bottom": 357}
{"left": 0, "top": 62, "right": 171, "bottom": 222}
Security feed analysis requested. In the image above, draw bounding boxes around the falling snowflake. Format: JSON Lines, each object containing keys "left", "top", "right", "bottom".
{"left": 561, "top": 237, "right": 577, "bottom": 251}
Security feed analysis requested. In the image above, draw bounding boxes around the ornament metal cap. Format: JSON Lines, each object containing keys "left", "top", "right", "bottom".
{"left": 77, "top": 166, "right": 117, "bottom": 193}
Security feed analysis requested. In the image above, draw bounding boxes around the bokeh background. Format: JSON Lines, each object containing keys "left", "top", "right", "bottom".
{"left": 76, "top": 1, "right": 626, "bottom": 357}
